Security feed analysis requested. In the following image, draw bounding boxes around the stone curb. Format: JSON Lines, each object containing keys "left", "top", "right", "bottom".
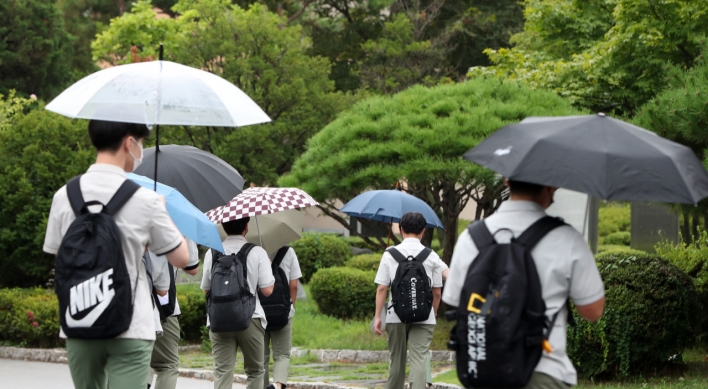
{"left": 290, "top": 349, "right": 456, "bottom": 364}
{"left": 0, "top": 346, "right": 68, "bottom": 364}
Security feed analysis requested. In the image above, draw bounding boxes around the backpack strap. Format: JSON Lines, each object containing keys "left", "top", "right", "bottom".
{"left": 386, "top": 248, "right": 408, "bottom": 263}
{"left": 414, "top": 247, "right": 432, "bottom": 263}
{"left": 211, "top": 251, "right": 224, "bottom": 272}
{"left": 515, "top": 216, "right": 566, "bottom": 251}
{"left": 467, "top": 220, "right": 496, "bottom": 250}
{"left": 104, "top": 179, "right": 141, "bottom": 216}
{"left": 66, "top": 176, "right": 85, "bottom": 217}
{"left": 237, "top": 243, "right": 256, "bottom": 273}
{"left": 272, "top": 246, "right": 290, "bottom": 268}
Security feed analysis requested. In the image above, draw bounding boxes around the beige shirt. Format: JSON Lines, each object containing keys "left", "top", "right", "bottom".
{"left": 43, "top": 164, "right": 183, "bottom": 341}
{"left": 443, "top": 200, "right": 605, "bottom": 385}
{"left": 269, "top": 247, "right": 303, "bottom": 319}
{"left": 374, "top": 238, "right": 444, "bottom": 325}
{"left": 201, "top": 235, "right": 275, "bottom": 328}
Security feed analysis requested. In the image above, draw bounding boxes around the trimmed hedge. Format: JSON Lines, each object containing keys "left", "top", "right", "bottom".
{"left": 310, "top": 267, "right": 377, "bottom": 320}
{"left": 0, "top": 288, "right": 60, "bottom": 348}
{"left": 568, "top": 252, "right": 700, "bottom": 378}
{"left": 598, "top": 204, "right": 630, "bottom": 237}
{"left": 175, "top": 283, "right": 206, "bottom": 343}
{"left": 596, "top": 245, "right": 644, "bottom": 255}
{"left": 347, "top": 254, "right": 383, "bottom": 272}
{"left": 602, "top": 231, "right": 631, "bottom": 246}
{"left": 344, "top": 236, "right": 382, "bottom": 252}
{"left": 291, "top": 233, "right": 352, "bottom": 283}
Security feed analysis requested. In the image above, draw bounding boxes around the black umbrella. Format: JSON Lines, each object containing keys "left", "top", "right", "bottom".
{"left": 135, "top": 145, "right": 245, "bottom": 212}
{"left": 464, "top": 113, "right": 708, "bottom": 205}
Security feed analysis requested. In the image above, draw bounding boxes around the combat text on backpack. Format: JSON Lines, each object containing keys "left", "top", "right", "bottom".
{"left": 447, "top": 216, "right": 566, "bottom": 388}
{"left": 208, "top": 243, "right": 257, "bottom": 332}
{"left": 387, "top": 247, "right": 433, "bottom": 323}
{"left": 54, "top": 176, "right": 140, "bottom": 339}
{"left": 258, "top": 246, "right": 292, "bottom": 332}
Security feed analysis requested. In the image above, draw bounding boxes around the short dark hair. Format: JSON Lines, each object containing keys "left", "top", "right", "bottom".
{"left": 399, "top": 212, "right": 427, "bottom": 235}
{"left": 222, "top": 217, "right": 250, "bottom": 236}
{"left": 507, "top": 180, "right": 545, "bottom": 197}
{"left": 88, "top": 120, "right": 150, "bottom": 152}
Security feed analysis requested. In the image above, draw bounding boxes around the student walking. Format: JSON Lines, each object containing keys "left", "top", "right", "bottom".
{"left": 444, "top": 180, "right": 605, "bottom": 389}
{"left": 373, "top": 212, "right": 444, "bottom": 389}
{"left": 201, "top": 217, "right": 275, "bottom": 389}
{"left": 43, "top": 120, "right": 190, "bottom": 389}
{"left": 146, "top": 239, "right": 200, "bottom": 389}
{"left": 262, "top": 245, "right": 303, "bottom": 389}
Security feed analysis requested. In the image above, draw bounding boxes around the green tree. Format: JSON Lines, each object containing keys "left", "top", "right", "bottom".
{"left": 92, "top": 0, "right": 347, "bottom": 185}
{"left": 0, "top": 0, "right": 75, "bottom": 99}
{"left": 474, "top": 0, "right": 708, "bottom": 114}
{"left": 0, "top": 109, "right": 94, "bottom": 287}
{"left": 280, "top": 77, "right": 582, "bottom": 263}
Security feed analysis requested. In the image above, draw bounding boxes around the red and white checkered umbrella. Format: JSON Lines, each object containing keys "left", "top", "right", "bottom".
{"left": 205, "top": 187, "right": 319, "bottom": 224}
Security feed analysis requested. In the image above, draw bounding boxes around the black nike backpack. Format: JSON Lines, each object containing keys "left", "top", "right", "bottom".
{"left": 208, "top": 243, "right": 257, "bottom": 332}
{"left": 447, "top": 216, "right": 567, "bottom": 388}
{"left": 143, "top": 252, "right": 177, "bottom": 322}
{"left": 54, "top": 176, "right": 140, "bottom": 339}
{"left": 387, "top": 247, "right": 433, "bottom": 323}
{"left": 258, "top": 246, "right": 293, "bottom": 332}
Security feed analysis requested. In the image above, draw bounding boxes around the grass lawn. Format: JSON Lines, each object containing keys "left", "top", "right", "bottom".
{"left": 432, "top": 349, "right": 708, "bottom": 388}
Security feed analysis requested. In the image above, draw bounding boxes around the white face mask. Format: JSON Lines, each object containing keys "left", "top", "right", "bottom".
{"left": 129, "top": 138, "right": 143, "bottom": 172}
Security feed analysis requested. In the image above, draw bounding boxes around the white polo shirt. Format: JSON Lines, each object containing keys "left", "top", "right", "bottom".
{"left": 147, "top": 238, "right": 200, "bottom": 316}
{"left": 269, "top": 247, "right": 303, "bottom": 319}
{"left": 43, "top": 163, "right": 183, "bottom": 341}
{"left": 443, "top": 200, "right": 605, "bottom": 385}
{"left": 201, "top": 235, "right": 275, "bottom": 328}
{"left": 374, "top": 238, "right": 444, "bottom": 325}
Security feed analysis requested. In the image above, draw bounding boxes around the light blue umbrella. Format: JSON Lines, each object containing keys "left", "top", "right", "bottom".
{"left": 127, "top": 173, "right": 224, "bottom": 252}
{"left": 340, "top": 190, "right": 445, "bottom": 229}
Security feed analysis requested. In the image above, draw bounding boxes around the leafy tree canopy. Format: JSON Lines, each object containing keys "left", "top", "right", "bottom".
{"left": 472, "top": 0, "right": 708, "bottom": 115}
{"left": 280, "top": 77, "right": 582, "bottom": 263}
{"left": 0, "top": 0, "right": 75, "bottom": 99}
{"left": 92, "top": 0, "right": 348, "bottom": 185}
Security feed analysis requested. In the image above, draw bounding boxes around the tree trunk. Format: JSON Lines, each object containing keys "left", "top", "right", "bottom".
{"left": 441, "top": 215, "right": 458, "bottom": 265}
{"left": 422, "top": 228, "right": 434, "bottom": 248}
{"left": 692, "top": 213, "right": 701, "bottom": 244}
{"left": 683, "top": 212, "right": 692, "bottom": 244}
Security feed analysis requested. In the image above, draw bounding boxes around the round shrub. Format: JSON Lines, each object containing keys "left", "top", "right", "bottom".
{"left": 344, "top": 236, "right": 382, "bottom": 252}
{"left": 0, "top": 288, "right": 60, "bottom": 348}
{"left": 175, "top": 283, "right": 206, "bottom": 342}
{"left": 602, "top": 231, "right": 631, "bottom": 246}
{"left": 347, "top": 254, "right": 383, "bottom": 271}
{"left": 310, "top": 267, "right": 377, "bottom": 320}
{"left": 291, "top": 233, "right": 352, "bottom": 283}
{"left": 568, "top": 252, "right": 700, "bottom": 378}
{"left": 596, "top": 245, "right": 644, "bottom": 256}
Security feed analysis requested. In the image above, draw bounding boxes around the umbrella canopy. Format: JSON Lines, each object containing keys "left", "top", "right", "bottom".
{"left": 206, "top": 187, "right": 319, "bottom": 224}
{"left": 45, "top": 60, "right": 271, "bottom": 127}
{"left": 340, "top": 190, "right": 445, "bottom": 229}
{"left": 127, "top": 173, "right": 223, "bottom": 252}
{"left": 464, "top": 113, "right": 708, "bottom": 204}
{"left": 134, "top": 145, "right": 245, "bottom": 213}
{"left": 245, "top": 210, "right": 304, "bottom": 255}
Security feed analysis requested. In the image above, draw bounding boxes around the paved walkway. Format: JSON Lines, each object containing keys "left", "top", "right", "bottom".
{"left": 0, "top": 358, "right": 245, "bottom": 389}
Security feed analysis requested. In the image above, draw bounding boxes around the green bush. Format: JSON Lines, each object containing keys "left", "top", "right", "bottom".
{"left": 596, "top": 245, "right": 644, "bottom": 255}
{"left": 310, "top": 267, "right": 377, "bottom": 320}
{"left": 598, "top": 204, "right": 630, "bottom": 237}
{"left": 568, "top": 252, "right": 700, "bottom": 378}
{"left": 291, "top": 233, "right": 352, "bottom": 283}
{"left": 655, "top": 232, "right": 708, "bottom": 343}
{"left": 175, "top": 283, "right": 206, "bottom": 343}
{"left": 347, "top": 253, "right": 383, "bottom": 271}
{"left": 344, "top": 236, "right": 382, "bottom": 252}
{"left": 602, "top": 231, "right": 631, "bottom": 246}
{"left": 0, "top": 288, "right": 60, "bottom": 348}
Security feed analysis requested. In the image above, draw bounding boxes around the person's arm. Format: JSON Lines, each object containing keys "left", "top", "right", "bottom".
{"left": 432, "top": 287, "right": 442, "bottom": 316}
{"left": 442, "top": 268, "right": 450, "bottom": 281}
{"left": 374, "top": 284, "right": 388, "bottom": 336}
{"left": 290, "top": 280, "right": 299, "bottom": 306}
{"left": 183, "top": 239, "right": 200, "bottom": 276}
{"left": 164, "top": 237, "right": 189, "bottom": 269}
{"left": 257, "top": 247, "right": 276, "bottom": 297}
{"left": 201, "top": 249, "right": 213, "bottom": 295}
{"left": 184, "top": 267, "right": 199, "bottom": 276}
{"left": 576, "top": 297, "right": 605, "bottom": 322}
{"left": 155, "top": 289, "right": 168, "bottom": 297}
{"left": 150, "top": 196, "right": 189, "bottom": 268}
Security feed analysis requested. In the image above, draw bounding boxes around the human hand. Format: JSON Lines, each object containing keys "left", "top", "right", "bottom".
{"left": 374, "top": 317, "right": 383, "bottom": 336}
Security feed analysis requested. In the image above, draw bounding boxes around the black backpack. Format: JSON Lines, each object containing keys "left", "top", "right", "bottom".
{"left": 208, "top": 243, "right": 257, "bottom": 333}
{"left": 258, "top": 246, "right": 292, "bottom": 332}
{"left": 447, "top": 216, "right": 566, "bottom": 388}
{"left": 55, "top": 176, "right": 140, "bottom": 339}
{"left": 143, "top": 252, "right": 177, "bottom": 322}
{"left": 387, "top": 247, "right": 433, "bottom": 323}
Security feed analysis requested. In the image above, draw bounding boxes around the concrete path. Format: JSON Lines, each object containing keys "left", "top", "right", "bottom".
{"left": 0, "top": 358, "right": 245, "bottom": 389}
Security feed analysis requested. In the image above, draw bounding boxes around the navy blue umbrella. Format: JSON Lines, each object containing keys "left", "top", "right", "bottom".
{"left": 340, "top": 190, "right": 444, "bottom": 229}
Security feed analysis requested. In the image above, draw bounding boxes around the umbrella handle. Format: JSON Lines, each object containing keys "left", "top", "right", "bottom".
{"left": 255, "top": 215, "right": 264, "bottom": 248}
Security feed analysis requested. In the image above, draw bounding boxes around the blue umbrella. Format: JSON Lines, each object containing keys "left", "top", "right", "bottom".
{"left": 127, "top": 173, "right": 224, "bottom": 252}
{"left": 340, "top": 190, "right": 445, "bottom": 229}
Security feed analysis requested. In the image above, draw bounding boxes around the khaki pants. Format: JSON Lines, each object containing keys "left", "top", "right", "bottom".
{"left": 149, "top": 316, "right": 181, "bottom": 389}
{"left": 386, "top": 323, "right": 435, "bottom": 389}
{"left": 210, "top": 318, "right": 266, "bottom": 389}
{"left": 65, "top": 338, "right": 153, "bottom": 389}
{"left": 264, "top": 318, "right": 293, "bottom": 389}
